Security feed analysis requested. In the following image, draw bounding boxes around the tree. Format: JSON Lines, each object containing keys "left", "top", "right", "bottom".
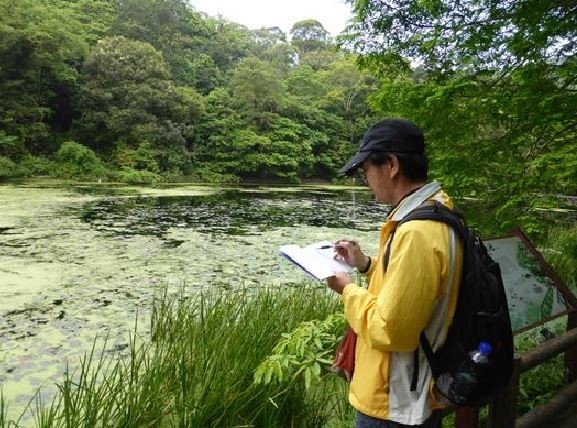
{"left": 346, "top": 0, "right": 576, "bottom": 74}
{"left": 346, "top": 0, "right": 577, "bottom": 232}
{"left": 290, "top": 19, "right": 330, "bottom": 54}
{"left": 252, "top": 27, "right": 297, "bottom": 72}
{"left": 285, "top": 65, "right": 328, "bottom": 104}
{"left": 283, "top": 61, "right": 371, "bottom": 177}
{"left": 228, "top": 57, "right": 287, "bottom": 130}
{"left": 319, "top": 55, "right": 378, "bottom": 143}
{"left": 0, "top": 0, "right": 88, "bottom": 154}
{"left": 252, "top": 26, "right": 287, "bottom": 49}
{"left": 52, "top": 0, "right": 117, "bottom": 44}
{"left": 76, "top": 36, "right": 203, "bottom": 172}
{"left": 111, "top": 0, "right": 222, "bottom": 88}
{"left": 200, "top": 17, "right": 256, "bottom": 73}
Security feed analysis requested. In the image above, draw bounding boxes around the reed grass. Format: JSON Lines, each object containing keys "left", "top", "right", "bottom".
{"left": 1, "top": 284, "right": 348, "bottom": 427}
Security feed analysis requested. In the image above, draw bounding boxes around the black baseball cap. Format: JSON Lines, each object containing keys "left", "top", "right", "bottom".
{"left": 339, "top": 118, "right": 425, "bottom": 176}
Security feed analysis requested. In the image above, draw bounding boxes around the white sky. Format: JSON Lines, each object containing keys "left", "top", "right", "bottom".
{"left": 189, "top": 0, "right": 354, "bottom": 37}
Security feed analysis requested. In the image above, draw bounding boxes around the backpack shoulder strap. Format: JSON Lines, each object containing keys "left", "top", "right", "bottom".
{"left": 383, "top": 201, "right": 466, "bottom": 271}
{"left": 402, "top": 201, "right": 467, "bottom": 240}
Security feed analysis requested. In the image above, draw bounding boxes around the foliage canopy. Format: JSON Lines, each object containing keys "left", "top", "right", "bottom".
{"left": 343, "top": 0, "right": 577, "bottom": 233}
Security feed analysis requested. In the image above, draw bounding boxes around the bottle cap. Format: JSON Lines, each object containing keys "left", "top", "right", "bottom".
{"left": 479, "top": 341, "right": 492, "bottom": 355}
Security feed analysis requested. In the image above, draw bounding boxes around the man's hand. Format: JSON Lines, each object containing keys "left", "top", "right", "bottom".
{"left": 334, "top": 239, "right": 369, "bottom": 271}
{"left": 326, "top": 271, "right": 353, "bottom": 294}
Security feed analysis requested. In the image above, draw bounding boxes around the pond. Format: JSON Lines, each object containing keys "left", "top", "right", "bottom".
{"left": 0, "top": 180, "right": 384, "bottom": 419}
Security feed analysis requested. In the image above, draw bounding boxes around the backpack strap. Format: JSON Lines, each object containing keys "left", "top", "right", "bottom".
{"left": 401, "top": 203, "right": 467, "bottom": 242}
{"left": 383, "top": 201, "right": 465, "bottom": 391}
{"left": 419, "top": 332, "right": 438, "bottom": 377}
{"left": 382, "top": 231, "right": 396, "bottom": 271}
{"left": 383, "top": 201, "right": 463, "bottom": 270}
{"left": 411, "top": 345, "right": 420, "bottom": 391}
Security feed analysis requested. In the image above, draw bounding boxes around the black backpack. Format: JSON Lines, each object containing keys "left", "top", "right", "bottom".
{"left": 384, "top": 201, "right": 514, "bottom": 406}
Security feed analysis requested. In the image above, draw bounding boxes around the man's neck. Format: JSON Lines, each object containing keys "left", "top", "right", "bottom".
{"left": 391, "top": 181, "right": 426, "bottom": 206}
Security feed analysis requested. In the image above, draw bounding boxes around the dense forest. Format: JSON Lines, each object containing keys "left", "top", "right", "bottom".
{"left": 0, "top": 0, "right": 378, "bottom": 185}
{"left": 1, "top": 0, "right": 576, "bottom": 232}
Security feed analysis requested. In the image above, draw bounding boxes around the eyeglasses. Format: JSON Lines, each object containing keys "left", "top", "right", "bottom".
{"left": 355, "top": 162, "right": 369, "bottom": 184}
{"left": 356, "top": 154, "right": 391, "bottom": 183}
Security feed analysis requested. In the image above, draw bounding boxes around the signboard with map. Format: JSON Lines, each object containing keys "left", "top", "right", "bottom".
{"left": 486, "top": 229, "right": 576, "bottom": 333}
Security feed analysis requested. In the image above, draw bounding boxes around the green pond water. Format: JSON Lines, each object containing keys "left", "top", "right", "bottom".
{"left": 0, "top": 180, "right": 383, "bottom": 419}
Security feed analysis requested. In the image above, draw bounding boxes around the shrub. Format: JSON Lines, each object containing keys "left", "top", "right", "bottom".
{"left": 0, "top": 156, "right": 31, "bottom": 179}
{"left": 254, "top": 313, "right": 346, "bottom": 389}
{"left": 0, "top": 131, "right": 22, "bottom": 158}
{"left": 134, "top": 142, "right": 160, "bottom": 173}
{"left": 115, "top": 167, "right": 161, "bottom": 185}
{"left": 197, "top": 166, "right": 241, "bottom": 184}
{"left": 54, "top": 141, "right": 107, "bottom": 180}
{"left": 514, "top": 322, "right": 566, "bottom": 415}
{"left": 114, "top": 141, "right": 161, "bottom": 174}
{"left": 18, "top": 155, "right": 54, "bottom": 176}
{"left": 0, "top": 156, "right": 18, "bottom": 179}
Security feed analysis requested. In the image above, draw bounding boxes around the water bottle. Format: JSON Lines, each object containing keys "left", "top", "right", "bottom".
{"left": 435, "top": 342, "right": 492, "bottom": 405}
{"left": 470, "top": 342, "right": 492, "bottom": 365}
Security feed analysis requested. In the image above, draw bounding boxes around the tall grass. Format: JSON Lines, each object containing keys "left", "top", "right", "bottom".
{"left": 1, "top": 285, "right": 347, "bottom": 427}
{"left": 1, "top": 391, "right": 7, "bottom": 428}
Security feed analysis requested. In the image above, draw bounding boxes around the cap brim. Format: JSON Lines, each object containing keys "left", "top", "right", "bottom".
{"left": 339, "top": 151, "right": 371, "bottom": 176}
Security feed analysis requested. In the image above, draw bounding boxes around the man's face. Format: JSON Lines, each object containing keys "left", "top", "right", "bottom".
{"left": 361, "top": 157, "right": 394, "bottom": 204}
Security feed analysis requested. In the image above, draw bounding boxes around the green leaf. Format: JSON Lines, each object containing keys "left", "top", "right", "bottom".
{"left": 304, "top": 368, "right": 312, "bottom": 390}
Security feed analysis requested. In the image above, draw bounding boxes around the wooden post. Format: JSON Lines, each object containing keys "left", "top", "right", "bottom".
{"left": 455, "top": 407, "right": 479, "bottom": 428}
{"left": 565, "top": 312, "right": 577, "bottom": 383}
{"left": 487, "top": 357, "right": 522, "bottom": 428}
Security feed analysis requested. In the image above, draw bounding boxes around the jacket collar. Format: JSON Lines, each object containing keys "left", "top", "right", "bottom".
{"left": 388, "top": 181, "right": 442, "bottom": 222}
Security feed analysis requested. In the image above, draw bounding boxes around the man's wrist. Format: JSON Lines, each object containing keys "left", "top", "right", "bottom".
{"left": 358, "top": 256, "right": 371, "bottom": 274}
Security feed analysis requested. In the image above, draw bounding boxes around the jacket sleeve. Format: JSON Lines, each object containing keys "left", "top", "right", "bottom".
{"left": 341, "top": 224, "right": 446, "bottom": 352}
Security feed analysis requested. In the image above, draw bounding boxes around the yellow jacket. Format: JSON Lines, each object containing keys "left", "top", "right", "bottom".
{"left": 342, "top": 181, "right": 463, "bottom": 425}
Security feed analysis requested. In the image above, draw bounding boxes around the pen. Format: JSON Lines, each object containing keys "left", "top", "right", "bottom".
{"left": 319, "top": 245, "right": 334, "bottom": 249}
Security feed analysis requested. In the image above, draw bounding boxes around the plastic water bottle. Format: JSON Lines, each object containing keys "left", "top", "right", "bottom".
{"left": 435, "top": 342, "right": 492, "bottom": 405}
{"left": 470, "top": 342, "right": 492, "bottom": 365}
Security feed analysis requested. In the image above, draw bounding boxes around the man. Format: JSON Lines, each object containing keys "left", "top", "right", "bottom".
{"left": 327, "top": 118, "right": 463, "bottom": 427}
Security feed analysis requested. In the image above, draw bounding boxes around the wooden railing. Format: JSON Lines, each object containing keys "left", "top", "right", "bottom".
{"left": 454, "top": 313, "right": 577, "bottom": 428}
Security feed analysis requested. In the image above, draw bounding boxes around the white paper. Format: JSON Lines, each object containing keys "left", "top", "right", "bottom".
{"left": 279, "top": 240, "right": 353, "bottom": 280}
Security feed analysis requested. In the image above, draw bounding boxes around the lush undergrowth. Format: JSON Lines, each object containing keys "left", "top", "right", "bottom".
{"left": 0, "top": 285, "right": 350, "bottom": 428}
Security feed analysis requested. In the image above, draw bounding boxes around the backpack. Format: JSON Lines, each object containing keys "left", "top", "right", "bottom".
{"left": 383, "top": 201, "right": 514, "bottom": 406}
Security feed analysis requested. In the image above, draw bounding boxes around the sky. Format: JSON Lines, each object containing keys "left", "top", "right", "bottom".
{"left": 189, "top": 0, "right": 354, "bottom": 37}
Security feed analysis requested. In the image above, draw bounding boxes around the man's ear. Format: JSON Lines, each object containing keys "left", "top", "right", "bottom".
{"left": 388, "top": 155, "right": 400, "bottom": 178}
